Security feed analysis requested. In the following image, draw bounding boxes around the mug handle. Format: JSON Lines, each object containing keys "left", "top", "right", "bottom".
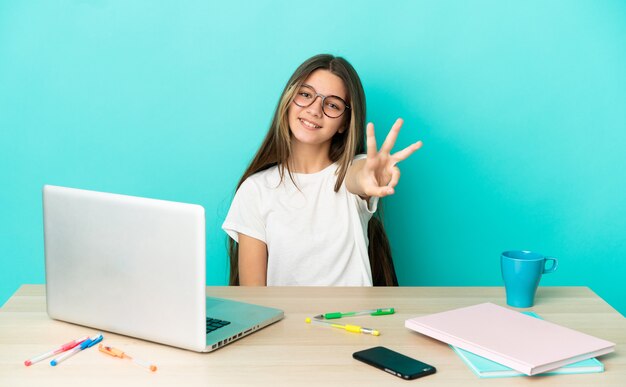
{"left": 543, "top": 257, "right": 558, "bottom": 274}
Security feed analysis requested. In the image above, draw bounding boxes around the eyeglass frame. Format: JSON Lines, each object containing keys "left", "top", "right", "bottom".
{"left": 292, "top": 84, "right": 351, "bottom": 118}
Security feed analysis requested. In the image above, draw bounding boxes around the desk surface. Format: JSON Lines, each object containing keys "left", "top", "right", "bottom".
{"left": 1, "top": 285, "right": 624, "bottom": 386}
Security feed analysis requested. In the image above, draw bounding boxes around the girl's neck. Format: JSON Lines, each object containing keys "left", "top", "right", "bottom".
{"left": 289, "top": 141, "right": 333, "bottom": 174}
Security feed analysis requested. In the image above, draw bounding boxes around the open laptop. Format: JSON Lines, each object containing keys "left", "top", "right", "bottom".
{"left": 43, "top": 185, "right": 283, "bottom": 352}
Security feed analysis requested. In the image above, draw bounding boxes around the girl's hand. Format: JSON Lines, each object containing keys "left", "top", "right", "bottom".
{"left": 360, "top": 118, "right": 422, "bottom": 198}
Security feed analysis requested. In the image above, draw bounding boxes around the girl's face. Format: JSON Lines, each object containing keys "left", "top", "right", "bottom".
{"left": 288, "top": 69, "right": 348, "bottom": 150}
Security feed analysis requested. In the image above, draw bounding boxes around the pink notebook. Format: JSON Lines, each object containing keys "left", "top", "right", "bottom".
{"left": 405, "top": 303, "right": 615, "bottom": 375}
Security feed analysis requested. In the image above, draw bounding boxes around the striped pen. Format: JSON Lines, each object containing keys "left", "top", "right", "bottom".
{"left": 24, "top": 336, "right": 89, "bottom": 366}
{"left": 98, "top": 344, "right": 157, "bottom": 372}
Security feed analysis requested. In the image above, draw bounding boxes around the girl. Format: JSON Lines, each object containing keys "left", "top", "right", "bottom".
{"left": 222, "top": 54, "right": 422, "bottom": 286}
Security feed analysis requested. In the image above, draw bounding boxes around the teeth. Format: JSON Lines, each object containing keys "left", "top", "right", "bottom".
{"left": 300, "top": 118, "right": 321, "bottom": 129}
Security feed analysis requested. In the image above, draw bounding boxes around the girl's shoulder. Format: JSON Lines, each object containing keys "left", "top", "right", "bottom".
{"left": 239, "top": 165, "right": 281, "bottom": 192}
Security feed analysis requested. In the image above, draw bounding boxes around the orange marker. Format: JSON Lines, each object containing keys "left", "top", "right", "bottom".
{"left": 98, "top": 344, "right": 157, "bottom": 372}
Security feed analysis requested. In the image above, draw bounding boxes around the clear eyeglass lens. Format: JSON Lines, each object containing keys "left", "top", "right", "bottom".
{"left": 323, "top": 97, "right": 346, "bottom": 118}
{"left": 294, "top": 86, "right": 346, "bottom": 118}
{"left": 294, "top": 86, "right": 316, "bottom": 107}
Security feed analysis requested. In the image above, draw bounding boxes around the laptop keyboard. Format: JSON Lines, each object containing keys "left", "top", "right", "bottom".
{"left": 206, "top": 317, "right": 231, "bottom": 334}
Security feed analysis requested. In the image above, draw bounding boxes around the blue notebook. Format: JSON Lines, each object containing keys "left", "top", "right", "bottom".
{"left": 451, "top": 312, "right": 604, "bottom": 378}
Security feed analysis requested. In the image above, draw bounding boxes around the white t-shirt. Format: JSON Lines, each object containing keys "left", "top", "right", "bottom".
{"left": 222, "top": 157, "right": 378, "bottom": 286}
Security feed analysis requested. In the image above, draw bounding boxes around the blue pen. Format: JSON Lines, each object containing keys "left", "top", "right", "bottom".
{"left": 50, "top": 334, "right": 104, "bottom": 366}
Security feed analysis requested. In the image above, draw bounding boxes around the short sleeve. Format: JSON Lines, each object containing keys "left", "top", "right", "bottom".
{"left": 357, "top": 194, "right": 379, "bottom": 215}
{"left": 222, "top": 178, "right": 266, "bottom": 243}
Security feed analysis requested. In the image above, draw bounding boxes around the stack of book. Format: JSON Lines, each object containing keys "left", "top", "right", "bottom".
{"left": 405, "top": 303, "right": 614, "bottom": 378}
{"left": 451, "top": 312, "right": 603, "bottom": 378}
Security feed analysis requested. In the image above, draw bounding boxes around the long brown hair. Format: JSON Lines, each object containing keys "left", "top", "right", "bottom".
{"left": 228, "top": 54, "right": 398, "bottom": 286}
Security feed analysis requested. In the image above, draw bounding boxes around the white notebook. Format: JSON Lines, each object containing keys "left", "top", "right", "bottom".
{"left": 405, "top": 303, "right": 615, "bottom": 375}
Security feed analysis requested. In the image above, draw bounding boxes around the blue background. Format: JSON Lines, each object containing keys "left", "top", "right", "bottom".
{"left": 1, "top": 1, "right": 624, "bottom": 315}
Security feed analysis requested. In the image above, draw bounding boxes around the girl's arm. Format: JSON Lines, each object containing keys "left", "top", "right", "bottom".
{"left": 346, "top": 118, "right": 422, "bottom": 198}
{"left": 345, "top": 159, "right": 369, "bottom": 198}
{"left": 238, "top": 234, "right": 268, "bottom": 286}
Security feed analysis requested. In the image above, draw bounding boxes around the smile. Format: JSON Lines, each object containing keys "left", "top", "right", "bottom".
{"left": 299, "top": 118, "right": 322, "bottom": 129}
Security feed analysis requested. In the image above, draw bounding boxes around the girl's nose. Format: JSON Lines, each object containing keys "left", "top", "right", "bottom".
{"left": 306, "top": 96, "right": 324, "bottom": 118}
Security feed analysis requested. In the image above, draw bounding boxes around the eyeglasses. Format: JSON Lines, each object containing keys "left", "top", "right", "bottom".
{"left": 293, "top": 84, "right": 350, "bottom": 118}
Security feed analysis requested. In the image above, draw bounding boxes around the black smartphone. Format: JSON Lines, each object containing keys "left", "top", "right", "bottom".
{"left": 353, "top": 346, "right": 436, "bottom": 380}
